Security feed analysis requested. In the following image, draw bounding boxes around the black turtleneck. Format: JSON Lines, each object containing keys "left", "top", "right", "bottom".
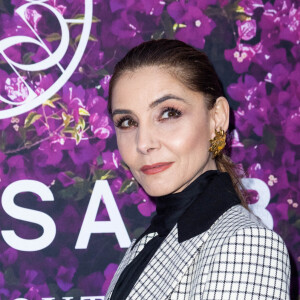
{"left": 109, "top": 170, "right": 240, "bottom": 300}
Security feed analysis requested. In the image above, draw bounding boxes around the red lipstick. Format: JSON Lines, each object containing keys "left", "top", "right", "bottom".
{"left": 140, "top": 162, "right": 174, "bottom": 175}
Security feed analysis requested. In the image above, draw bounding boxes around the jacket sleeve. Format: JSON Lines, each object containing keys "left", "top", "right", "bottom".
{"left": 202, "top": 226, "right": 291, "bottom": 300}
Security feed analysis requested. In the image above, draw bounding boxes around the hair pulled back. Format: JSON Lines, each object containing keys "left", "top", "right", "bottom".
{"left": 108, "top": 39, "right": 248, "bottom": 208}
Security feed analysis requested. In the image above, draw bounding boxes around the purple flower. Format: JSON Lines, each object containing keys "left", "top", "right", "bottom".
{"left": 0, "top": 247, "right": 18, "bottom": 267}
{"left": 130, "top": 188, "right": 155, "bottom": 217}
{"left": 102, "top": 150, "right": 122, "bottom": 170}
{"left": 265, "top": 63, "right": 291, "bottom": 89}
{"left": 283, "top": 108, "right": 300, "bottom": 145}
{"left": 111, "top": 11, "right": 144, "bottom": 47}
{"left": 68, "top": 139, "right": 99, "bottom": 165}
{"left": 109, "top": 0, "right": 135, "bottom": 13}
{"left": 167, "top": 2, "right": 215, "bottom": 49}
{"left": 224, "top": 42, "right": 262, "bottom": 73}
{"left": 239, "top": 0, "right": 263, "bottom": 16}
{"left": 138, "top": 0, "right": 165, "bottom": 16}
{"left": 260, "top": 1, "right": 300, "bottom": 47}
{"left": 63, "top": 82, "right": 86, "bottom": 123}
{"left": 4, "top": 75, "right": 29, "bottom": 103}
{"left": 35, "top": 135, "right": 66, "bottom": 166}
{"left": 228, "top": 75, "right": 270, "bottom": 136}
{"left": 90, "top": 113, "right": 113, "bottom": 139}
{"left": 57, "top": 205, "right": 81, "bottom": 233}
{"left": 138, "top": 198, "right": 156, "bottom": 217}
{"left": 99, "top": 76, "right": 111, "bottom": 99}
{"left": 78, "top": 272, "right": 104, "bottom": 295}
{"left": 237, "top": 20, "right": 257, "bottom": 41}
{"left": 55, "top": 266, "right": 76, "bottom": 292}
{"left": 102, "top": 263, "right": 118, "bottom": 294}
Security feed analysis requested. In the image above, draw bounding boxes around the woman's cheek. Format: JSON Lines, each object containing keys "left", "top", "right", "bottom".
{"left": 116, "top": 131, "right": 135, "bottom": 160}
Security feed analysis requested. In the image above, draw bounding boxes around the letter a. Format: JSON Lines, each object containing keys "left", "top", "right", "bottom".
{"left": 75, "top": 180, "right": 131, "bottom": 249}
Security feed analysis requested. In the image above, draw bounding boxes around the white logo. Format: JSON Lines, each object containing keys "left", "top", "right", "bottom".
{"left": 0, "top": 0, "right": 93, "bottom": 119}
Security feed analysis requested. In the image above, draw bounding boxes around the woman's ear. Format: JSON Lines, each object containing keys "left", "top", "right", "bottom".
{"left": 209, "top": 97, "right": 230, "bottom": 138}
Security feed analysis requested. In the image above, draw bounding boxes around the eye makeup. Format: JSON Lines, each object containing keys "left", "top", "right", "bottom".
{"left": 159, "top": 106, "right": 182, "bottom": 120}
{"left": 113, "top": 104, "right": 184, "bottom": 129}
{"left": 114, "top": 116, "right": 137, "bottom": 129}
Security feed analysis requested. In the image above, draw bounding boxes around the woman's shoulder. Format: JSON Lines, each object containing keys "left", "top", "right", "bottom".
{"left": 207, "top": 204, "right": 288, "bottom": 252}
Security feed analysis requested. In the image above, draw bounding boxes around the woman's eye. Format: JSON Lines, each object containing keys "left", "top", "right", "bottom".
{"left": 115, "top": 117, "right": 137, "bottom": 129}
{"left": 160, "top": 107, "right": 182, "bottom": 120}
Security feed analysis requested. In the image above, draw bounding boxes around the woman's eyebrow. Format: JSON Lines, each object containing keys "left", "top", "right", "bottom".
{"left": 112, "top": 109, "right": 132, "bottom": 117}
{"left": 149, "top": 94, "right": 186, "bottom": 109}
{"left": 112, "top": 94, "right": 186, "bottom": 116}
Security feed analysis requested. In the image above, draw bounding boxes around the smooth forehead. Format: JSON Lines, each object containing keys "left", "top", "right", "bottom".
{"left": 111, "top": 65, "right": 200, "bottom": 110}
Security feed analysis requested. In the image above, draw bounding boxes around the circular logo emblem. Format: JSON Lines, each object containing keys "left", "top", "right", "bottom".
{"left": 0, "top": 0, "right": 93, "bottom": 119}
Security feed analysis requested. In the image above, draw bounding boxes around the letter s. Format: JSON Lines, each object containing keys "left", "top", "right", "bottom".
{"left": 1, "top": 180, "right": 56, "bottom": 251}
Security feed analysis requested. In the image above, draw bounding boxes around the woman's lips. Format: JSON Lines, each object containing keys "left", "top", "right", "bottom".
{"left": 140, "top": 162, "right": 174, "bottom": 175}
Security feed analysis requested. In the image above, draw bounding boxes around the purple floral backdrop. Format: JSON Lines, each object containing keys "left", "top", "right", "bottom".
{"left": 0, "top": 0, "right": 299, "bottom": 299}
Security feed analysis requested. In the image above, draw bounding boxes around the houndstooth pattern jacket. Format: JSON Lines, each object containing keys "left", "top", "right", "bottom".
{"left": 105, "top": 205, "right": 290, "bottom": 300}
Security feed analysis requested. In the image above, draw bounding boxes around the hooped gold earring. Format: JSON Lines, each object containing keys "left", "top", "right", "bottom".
{"left": 209, "top": 128, "right": 226, "bottom": 158}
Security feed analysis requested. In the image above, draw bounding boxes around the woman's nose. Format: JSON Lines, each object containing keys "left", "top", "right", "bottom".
{"left": 136, "top": 124, "right": 161, "bottom": 154}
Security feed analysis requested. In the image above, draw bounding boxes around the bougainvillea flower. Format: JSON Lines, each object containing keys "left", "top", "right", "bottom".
{"left": 237, "top": 19, "right": 257, "bottom": 41}
{"left": 55, "top": 266, "right": 76, "bottom": 292}
{"left": 109, "top": 0, "right": 135, "bottom": 13}
{"left": 102, "top": 150, "right": 121, "bottom": 170}
{"left": 224, "top": 42, "right": 262, "bottom": 73}
{"left": 238, "top": 0, "right": 263, "bottom": 16}
{"left": 57, "top": 205, "right": 81, "bottom": 233}
{"left": 167, "top": 2, "right": 215, "bottom": 49}
{"left": 89, "top": 113, "right": 113, "bottom": 139}
{"left": 283, "top": 109, "right": 300, "bottom": 145}
{"left": 0, "top": 247, "right": 18, "bottom": 267}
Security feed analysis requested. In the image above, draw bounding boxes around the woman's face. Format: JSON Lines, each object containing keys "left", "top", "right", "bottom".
{"left": 111, "top": 66, "right": 218, "bottom": 196}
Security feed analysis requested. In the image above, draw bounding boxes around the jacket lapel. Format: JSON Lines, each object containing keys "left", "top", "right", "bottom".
{"left": 105, "top": 232, "right": 158, "bottom": 299}
{"left": 127, "top": 225, "right": 210, "bottom": 300}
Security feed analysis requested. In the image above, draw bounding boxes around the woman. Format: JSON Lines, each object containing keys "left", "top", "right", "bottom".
{"left": 104, "top": 39, "right": 290, "bottom": 299}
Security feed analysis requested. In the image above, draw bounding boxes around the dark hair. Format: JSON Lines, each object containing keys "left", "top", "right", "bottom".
{"left": 108, "top": 39, "right": 249, "bottom": 208}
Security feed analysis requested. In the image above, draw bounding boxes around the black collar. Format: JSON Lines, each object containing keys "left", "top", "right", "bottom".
{"left": 177, "top": 171, "right": 241, "bottom": 243}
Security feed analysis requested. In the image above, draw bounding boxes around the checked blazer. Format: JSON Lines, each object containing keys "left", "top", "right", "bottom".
{"left": 105, "top": 205, "right": 290, "bottom": 300}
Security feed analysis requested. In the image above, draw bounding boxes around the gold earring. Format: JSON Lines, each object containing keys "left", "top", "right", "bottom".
{"left": 209, "top": 128, "right": 226, "bottom": 158}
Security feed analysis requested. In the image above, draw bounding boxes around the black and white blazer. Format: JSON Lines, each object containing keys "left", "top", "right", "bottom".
{"left": 105, "top": 204, "right": 290, "bottom": 299}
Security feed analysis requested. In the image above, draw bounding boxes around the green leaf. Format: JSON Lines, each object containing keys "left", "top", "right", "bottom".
{"left": 5, "top": 267, "right": 19, "bottom": 285}
{"left": 75, "top": 34, "right": 98, "bottom": 44}
{"left": 161, "top": 11, "right": 175, "bottom": 39}
{"left": 65, "top": 289, "right": 83, "bottom": 298}
{"left": 75, "top": 132, "right": 82, "bottom": 145}
{"left": 49, "top": 94, "right": 62, "bottom": 102}
{"left": 72, "top": 14, "right": 100, "bottom": 22}
{"left": 93, "top": 169, "right": 117, "bottom": 181}
{"left": 46, "top": 32, "right": 61, "bottom": 42}
{"left": 62, "top": 126, "right": 75, "bottom": 134}
{"left": 241, "top": 138, "right": 257, "bottom": 148}
{"left": 58, "top": 101, "right": 68, "bottom": 111}
{"left": 43, "top": 99, "right": 56, "bottom": 108}
{"left": 79, "top": 107, "right": 90, "bottom": 116}
{"left": 262, "top": 126, "right": 277, "bottom": 156}
{"left": 76, "top": 117, "right": 86, "bottom": 131}
{"left": 62, "top": 112, "right": 72, "bottom": 127}
{"left": 121, "top": 160, "right": 129, "bottom": 170}
{"left": 119, "top": 179, "right": 138, "bottom": 194}
{"left": 43, "top": 94, "right": 61, "bottom": 108}
{"left": 96, "top": 68, "right": 110, "bottom": 76}
{"left": 49, "top": 113, "right": 62, "bottom": 120}
{"left": 57, "top": 180, "right": 91, "bottom": 201}
{"left": 294, "top": 219, "right": 300, "bottom": 230}
{"left": 24, "top": 112, "right": 42, "bottom": 128}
